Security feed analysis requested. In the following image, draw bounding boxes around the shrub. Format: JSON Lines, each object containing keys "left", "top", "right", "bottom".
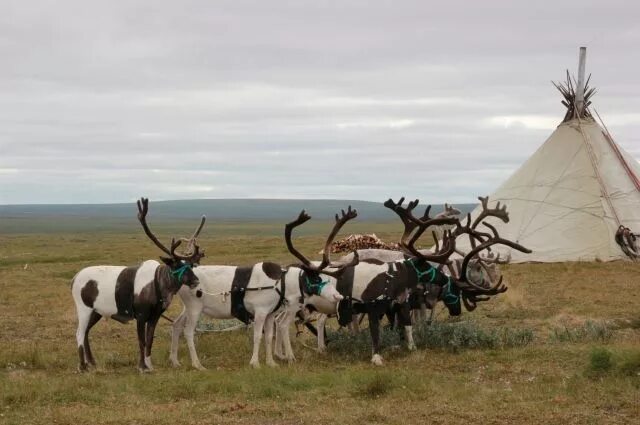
{"left": 352, "top": 372, "right": 396, "bottom": 398}
{"left": 550, "top": 320, "right": 613, "bottom": 344}
{"left": 587, "top": 347, "right": 613, "bottom": 376}
{"left": 326, "top": 320, "right": 534, "bottom": 357}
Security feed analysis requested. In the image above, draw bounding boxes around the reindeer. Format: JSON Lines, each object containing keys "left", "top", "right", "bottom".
{"left": 286, "top": 197, "right": 531, "bottom": 366}
{"left": 71, "top": 198, "right": 205, "bottom": 372}
{"left": 169, "top": 207, "right": 357, "bottom": 369}
{"left": 431, "top": 203, "right": 462, "bottom": 241}
{"left": 273, "top": 207, "right": 360, "bottom": 363}
{"left": 337, "top": 198, "right": 510, "bottom": 323}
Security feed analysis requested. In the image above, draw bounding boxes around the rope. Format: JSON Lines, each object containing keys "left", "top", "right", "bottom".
{"left": 594, "top": 108, "right": 640, "bottom": 192}
{"left": 575, "top": 113, "right": 622, "bottom": 227}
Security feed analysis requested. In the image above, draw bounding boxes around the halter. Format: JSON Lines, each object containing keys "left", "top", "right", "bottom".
{"left": 441, "top": 277, "right": 459, "bottom": 306}
{"left": 171, "top": 263, "right": 192, "bottom": 283}
{"left": 303, "top": 274, "right": 330, "bottom": 296}
{"left": 405, "top": 258, "right": 437, "bottom": 283}
{"left": 406, "top": 258, "right": 459, "bottom": 305}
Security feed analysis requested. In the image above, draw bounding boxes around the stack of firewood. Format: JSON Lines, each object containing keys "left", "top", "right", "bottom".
{"left": 326, "top": 234, "right": 400, "bottom": 253}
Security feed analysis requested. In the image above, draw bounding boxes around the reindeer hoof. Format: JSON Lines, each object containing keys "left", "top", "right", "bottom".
{"left": 193, "top": 364, "right": 207, "bottom": 371}
{"left": 407, "top": 343, "right": 417, "bottom": 351}
{"left": 267, "top": 361, "right": 279, "bottom": 368}
{"left": 371, "top": 354, "right": 384, "bottom": 366}
{"left": 250, "top": 361, "right": 260, "bottom": 369}
{"left": 144, "top": 357, "right": 154, "bottom": 371}
{"left": 138, "top": 367, "right": 152, "bottom": 374}
{"left": 170, "top": 359, "right": 182, "bottom": 368}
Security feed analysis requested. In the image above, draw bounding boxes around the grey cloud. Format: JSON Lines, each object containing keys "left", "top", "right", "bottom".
{"left": 1, "top": 1, "right": 639, "bottom": 205}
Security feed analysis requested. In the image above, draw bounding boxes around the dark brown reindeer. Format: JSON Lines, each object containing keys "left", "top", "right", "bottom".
{"left": 297, "top": 197, "right": 530, "bottom": 365}
{"left": 389, "top": 196, "right": 530, "bottom": 315}
{"left": 71, "top": 198, "right": 205, "bottom": 372}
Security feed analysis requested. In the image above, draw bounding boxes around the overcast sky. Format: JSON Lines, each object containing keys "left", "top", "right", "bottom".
{"left": 1, "top": 1, "right": 638, "bottom": 205}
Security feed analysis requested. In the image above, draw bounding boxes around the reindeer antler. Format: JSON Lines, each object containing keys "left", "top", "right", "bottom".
{"left": 457, "top": 221, "right": 530, "bottom": 292}
{"left": 136, "top": 198, "right": 206, "bottom": 263}
{"left": 385, "top": 197, "right": 459, "bottom": 263}
{"left": 284, "top": 207, "right": 360, "bottom": 277}
{"left": 318, "top": 206, "right": 358, "bottom": 269}
{"left": 383, "top": 198, "right": 422, "bottom": 246}
{"left": 472, "top": 196, "right": 509, "bottom": 229}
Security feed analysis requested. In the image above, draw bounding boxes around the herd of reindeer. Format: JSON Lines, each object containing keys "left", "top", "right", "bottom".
{"left": 71, "top": 196, "right": 531, "bottom": 372}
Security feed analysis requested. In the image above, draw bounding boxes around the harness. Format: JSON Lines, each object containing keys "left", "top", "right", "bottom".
{"left": 200, "top": 269, "right": 287, "bottom": 325}
{"left": 299, "top": 273, "right": 330, "bottom": 299}
{"left": 171, "top": 263, "right": 192, "bottom": 282}
{"left": 405, "top": 258, "right": 459, "bottom": 306}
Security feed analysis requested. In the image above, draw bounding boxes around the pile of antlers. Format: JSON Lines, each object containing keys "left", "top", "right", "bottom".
{"left": 326, "top": 234, "right": 400, "bottom": 253}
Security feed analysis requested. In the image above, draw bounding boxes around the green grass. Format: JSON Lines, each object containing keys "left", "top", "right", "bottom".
{"left": 0, "top": 224, "right": 639, "bottom": 424}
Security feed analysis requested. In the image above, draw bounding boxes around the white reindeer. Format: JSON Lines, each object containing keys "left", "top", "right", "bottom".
{"left": 169, "top": 207, "right": 359, "bottom": 369}
{"left": 71, "top": 198, "right": 205, "bottom": 372}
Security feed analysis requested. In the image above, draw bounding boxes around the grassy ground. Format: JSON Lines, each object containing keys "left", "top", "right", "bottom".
{"left": 1, "top": 224, "right": 639, "bottom": 424}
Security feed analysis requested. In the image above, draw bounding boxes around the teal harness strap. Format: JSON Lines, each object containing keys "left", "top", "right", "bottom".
{"left": 442, "top": 277, "right": 459, "bottom": 305}
{"left": 406, "top": 259, "right": 459, "bottom": 305}
{"left": 406, "top": 258, "right": 437, "bottom": 283}
{"left": 304, "top": 275, "right": 330, "bottom": 296}
{"left": 171, "top": 264, "right": 191, "bottom": 283}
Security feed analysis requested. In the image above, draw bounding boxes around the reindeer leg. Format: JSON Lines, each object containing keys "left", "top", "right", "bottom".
{"left": 144, "top": 316, "right": 159, "bottom": 371}
{"left": 249, "top": 311, "right": 267, "bottom": 368}
{"left": 368, "top": 307, "right": 384, "bottom": 366}
{"left": 169, "top": 310, "right": 187, "bottom": 367}
{"left": 274, "top": 312, "right": 286, "bottom": 360}
{"left": 419, "top": 302, "right": 428, "bottom": 322}
{"left": 84, "top": 311, "right": 102, "bottom": 367}
{"left": 428, "top": 305, "right": 437, "bottom": 325}
{"left": 264, "top": 313, "right": 277, "bottom": 367}
{"left": 136, "top": 319, "right": 148, "bottom": 373}
{"left": 398, "top": 302, "right": 415, "bottom": 351}
{"left": 183, "top": 308, "right": 206, "bottom": 370}
{"left": 75, "top": 308, "right": 92, "bottom": 372}
{"left": 317, "top": 314, "right": 328, "bottom": 353}
{"left": 280, "top": 310, "right": 297, "bottom": 362}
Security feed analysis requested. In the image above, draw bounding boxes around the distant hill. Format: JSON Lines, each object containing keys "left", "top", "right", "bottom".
{"left": 0, "top": 199, "right": 477, "bottom": 234}
{"left": 0, "top": 199, "right": 476, "bottom": 222}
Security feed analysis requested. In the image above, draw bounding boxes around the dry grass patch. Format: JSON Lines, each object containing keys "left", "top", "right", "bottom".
{"left": 1, "top": 226, "right": 639, "bottom": 424}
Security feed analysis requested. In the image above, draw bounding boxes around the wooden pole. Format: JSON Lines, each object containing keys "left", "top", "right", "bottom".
{"left": 575, "top": 47, "right": 587, "bottom": 116}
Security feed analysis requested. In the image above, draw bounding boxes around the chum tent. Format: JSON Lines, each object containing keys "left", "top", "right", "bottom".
{"left": 458, "top": 48, "right": 640, "bottom": 263}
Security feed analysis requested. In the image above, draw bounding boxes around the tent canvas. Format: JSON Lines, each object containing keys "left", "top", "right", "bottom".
{"left": 456, "top": 50, "right": 640, "bottom": 263}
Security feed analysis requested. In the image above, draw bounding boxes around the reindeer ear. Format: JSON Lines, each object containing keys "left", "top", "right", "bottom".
{"left": 160, "top": 256, "right": 175, "bottom": 266}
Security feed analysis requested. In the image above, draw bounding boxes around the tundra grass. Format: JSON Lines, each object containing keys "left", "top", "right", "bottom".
{"left": 0, "top": 226, "right": 639, "bottom": 424}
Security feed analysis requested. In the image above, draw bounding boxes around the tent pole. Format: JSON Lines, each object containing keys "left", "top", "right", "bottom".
{"left": 575, "top": 46, "right": 587, "bottom": 117}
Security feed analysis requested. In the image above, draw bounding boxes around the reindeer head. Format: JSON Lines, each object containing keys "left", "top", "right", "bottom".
{"left": 136, "top": 197, "right": 206, "bottom": 290}
{"left": 385, "top": 196, "right": 530, "bottom": 315}
{"left": 284, "top": 207, "right": 360, "bottom": 303}
{"left": 446, "top": 196, "right": 530, "bottom": 312}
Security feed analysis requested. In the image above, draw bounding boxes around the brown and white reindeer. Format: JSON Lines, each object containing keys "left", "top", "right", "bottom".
{"left": 71, "top": 198, "right": 205, "bottom": 372}
{"left": 273, "top": 207, "right": 360, "bottom": 362}
{"left": 287, "top": 196, "right": 531, "bottom": 366}
{"left": 169, "top": 207, "right": 357, "bottom": 369}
